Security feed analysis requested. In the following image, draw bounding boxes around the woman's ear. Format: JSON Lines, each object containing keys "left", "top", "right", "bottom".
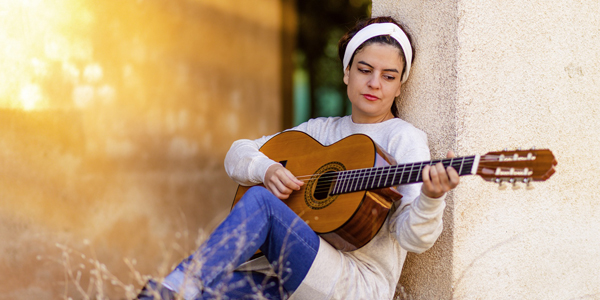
{"left": 395, "top": 83, "right": 402, "bottom": 97}
{"left": 343, "top": 67, "right": 350, "bottom": 85}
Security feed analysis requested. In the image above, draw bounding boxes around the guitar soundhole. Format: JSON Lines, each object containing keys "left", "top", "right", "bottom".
{"left": 305, "top": 161, "right": 345, "bottom": 210}
{"left": 314, "top": 171, "right": 336, "bottom": 200}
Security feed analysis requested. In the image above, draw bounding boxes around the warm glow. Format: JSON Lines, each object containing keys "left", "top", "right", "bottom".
{"left": 0, "top": 0, "right": 96, "bottom": 110}
{"left": 0, "top": 0, "right": 284, "bottom": 298}
{"left": 19, "top": 83, "right": 41, "bottom": 110}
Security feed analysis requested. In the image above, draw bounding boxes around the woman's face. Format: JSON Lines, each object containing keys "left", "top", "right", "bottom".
{"left": 344, "top": 43, "right": 404, "bottom": 124}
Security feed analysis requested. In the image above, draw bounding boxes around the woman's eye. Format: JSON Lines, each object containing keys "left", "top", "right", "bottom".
{"left": 359, "top": 68, "right": 371, "bottom": 74}
{"left": 384, "top": 75, "right": 396, "bottom": 80}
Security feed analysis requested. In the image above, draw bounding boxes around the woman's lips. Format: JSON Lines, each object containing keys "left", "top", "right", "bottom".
{"left": 362, "top": 94, "right": 379, "bottom": 101}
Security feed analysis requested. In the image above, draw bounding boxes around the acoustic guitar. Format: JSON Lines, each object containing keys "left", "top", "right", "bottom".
{"left": 232, "top": 131, "right": 557, "bottom": 251}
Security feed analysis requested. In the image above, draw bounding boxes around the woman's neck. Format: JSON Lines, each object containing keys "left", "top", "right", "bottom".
{"left": 350, "top": 111, "right": 394, "bottom": 124}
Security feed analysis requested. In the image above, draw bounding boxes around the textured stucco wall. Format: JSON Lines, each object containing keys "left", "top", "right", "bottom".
{"left": 373, "top": 1, "right": 459, "bottom": 298}
{"left": 374, "top": 0, "right": 600, "bottom": 299}
{"left": 0, "top": 0, "right": 283, "bottom": 299}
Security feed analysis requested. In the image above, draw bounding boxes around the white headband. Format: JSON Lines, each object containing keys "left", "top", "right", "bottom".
{"left": 343, "top": 23, "right": 412, "bottom": 83}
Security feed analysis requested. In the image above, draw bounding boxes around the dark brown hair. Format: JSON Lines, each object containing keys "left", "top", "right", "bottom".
{"left": 338, "top": 17, "right": 415, "bottom": 118}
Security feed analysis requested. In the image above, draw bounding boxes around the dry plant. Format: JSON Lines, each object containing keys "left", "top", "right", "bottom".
{"left": 393, "top": 284, "right": 412, "bottom": 300}
{"left": 55, "top": 239, "right": 168, "bottom": 300}
{"left": 54, "top": 208, "right": 302, "bottom": 300}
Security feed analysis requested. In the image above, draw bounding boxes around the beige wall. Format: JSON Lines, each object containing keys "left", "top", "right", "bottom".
{"left": 0, "top": 0, "right": 285, "bottom": 298}
{"left": 374, "top": 0, "right": 600, "bottom": 299}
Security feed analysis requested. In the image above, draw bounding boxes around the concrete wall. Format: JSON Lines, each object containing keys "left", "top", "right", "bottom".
{"left": 0, "top": 0, "right": 284, "bottom": 298}
{"left": 374, "top": 0, "right": 600, "bottom": 299}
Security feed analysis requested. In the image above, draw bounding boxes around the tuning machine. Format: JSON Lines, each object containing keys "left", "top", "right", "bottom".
{"left": 523, "top": 178, "right": 534, "bottom": 190}
{"left": 495, "top": 177, "right": 533, "bottom": 190}
{"left": 509, "top": 178, "right": 520, "bottom": 190}
{"left": 495, "top": 178, "right": 507, "bottom": 190}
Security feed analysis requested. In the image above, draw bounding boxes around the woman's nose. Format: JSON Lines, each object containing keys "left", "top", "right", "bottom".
{"left": 367, "top": 75, "right": 381, "bottom": 89}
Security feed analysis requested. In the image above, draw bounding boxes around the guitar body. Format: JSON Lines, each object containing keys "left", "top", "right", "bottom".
{"left": 232, "top": 131, "right": 402, "bottom": 251}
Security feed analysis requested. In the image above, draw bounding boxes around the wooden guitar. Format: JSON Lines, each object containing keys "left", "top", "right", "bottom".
{"left": 232, "top": 131, "right": 557, "bottom": 251}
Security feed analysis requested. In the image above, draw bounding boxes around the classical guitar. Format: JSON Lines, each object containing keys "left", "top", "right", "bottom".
{"left": 232, "top": 131, "right": 557, "bottom": 251}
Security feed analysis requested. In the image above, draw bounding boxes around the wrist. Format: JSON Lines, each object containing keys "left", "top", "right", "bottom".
{"left": 261, "top": 161, "right": 280, "bottom": 183}
{"left": 415, "top": 191, "right": 446, "bottom": 213}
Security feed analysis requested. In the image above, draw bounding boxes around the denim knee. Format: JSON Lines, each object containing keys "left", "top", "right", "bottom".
{"left": 246, "top": 186, "right": 272, "bottom": 198}
{"left": 242, "top": 186, "right": 279, "bottom": 210}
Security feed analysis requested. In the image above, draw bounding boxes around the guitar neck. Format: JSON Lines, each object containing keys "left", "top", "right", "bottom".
{"left": 331, "top": 155, "right": 480, "bottom": 195}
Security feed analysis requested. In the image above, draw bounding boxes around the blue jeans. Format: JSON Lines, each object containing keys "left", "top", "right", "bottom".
{"left": 163, "top": 187, "right": 320, "bottom": 300}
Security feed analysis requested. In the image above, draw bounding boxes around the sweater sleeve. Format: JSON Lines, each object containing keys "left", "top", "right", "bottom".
{"left": 223, "top": 121, "right": 314, "bottom": 186}
{"left": 387, "top": 131, "right": 447, "bottom": 254}
{"left": 224, "top": 135, "right": 278, "bottom": 186}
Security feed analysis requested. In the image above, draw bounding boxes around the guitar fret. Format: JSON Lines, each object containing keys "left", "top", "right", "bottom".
{"left": 390, "top": 165, "right": 398, "bottom": 186}
{"left": 349, "top": 170, "right": 358, "bottom": 192}
{"left": 406, "top": 163, "right": 415, "bottom": 183}
{"left": 354, "top": 169, "right": 364, "bottom": 192}
{"left": 377, "top": 166, "right": 389, "bottom": 188}
{"left": 337, "top": 171, "right": 344, "bottom": 194}
{"left": 416, "top": 162, "right": 424, "bottom": 183}
{"left": 333, "top": 172, "right": 340, "bottom": 194}
{"left": 374, "top": 168, "right": 382, "bottom": 189}
{"left": 453, "top": 160, "right": 462, "bottom": 172}
{"left": 331, "top": 173, "right": 338, "bottom": 194}
{"left": 370, "top": 168, "right": 377, "bottom": 189}
{"left": 339, "top": 170, "right": 348, "bottom": 194}
{"left": 384, "top": 165, "right": 392, "bottom": 188}
{"left": 365, "top": 168, "right": 373, "bottom": 190}
{"left": 357, "top": 169, "right": 364, "bottom": 191}
{"left": 368, "top": 168, "right": 376, "bottom": 190}
{"left": 396, "top": 164, "right": 404, "bottom": 186}
{"left": 334, "top": 171, "right": 343, "bottom": 194}
{"left": 462, "top": 161, "right": 473, "bottom": 175}
{"left": 341, "top": 171, "right": 347, "bottom": 193}
{"left": 459, "top": 157, "right": 465, "bottom": 175}
{"left": 409, "top": 163, "right": 416, "bottom": 183}
{"left": 361, "top": 169, "right": 368, "bottom": 190}
{"left": 346, "top": 170, "right": 355, "bottom": 193}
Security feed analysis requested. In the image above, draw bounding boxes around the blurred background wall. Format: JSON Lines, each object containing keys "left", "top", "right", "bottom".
{"left": 0, "top": 0, "right": 289, "bottom": 298}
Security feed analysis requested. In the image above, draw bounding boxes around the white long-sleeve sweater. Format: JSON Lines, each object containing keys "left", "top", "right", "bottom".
{"left": 225, "top": 116, "right": 446, "bottom": 300}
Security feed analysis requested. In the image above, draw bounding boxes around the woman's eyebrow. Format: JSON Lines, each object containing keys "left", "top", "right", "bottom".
{"left": 357, "top": 61, "right": 399, "bottom": 73}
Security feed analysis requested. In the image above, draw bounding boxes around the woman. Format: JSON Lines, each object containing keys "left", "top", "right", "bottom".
{"left": 138, "top": 16, "right": 459, "bottom": 300}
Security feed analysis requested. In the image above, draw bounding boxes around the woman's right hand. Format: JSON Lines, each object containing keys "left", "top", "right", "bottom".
{"left": 264, "top": 164, "right": 304, "bottom": 200}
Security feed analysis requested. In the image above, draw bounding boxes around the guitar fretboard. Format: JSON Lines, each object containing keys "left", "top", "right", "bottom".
{"left": 331, "top": 156, "right": 478, "bottom": 195}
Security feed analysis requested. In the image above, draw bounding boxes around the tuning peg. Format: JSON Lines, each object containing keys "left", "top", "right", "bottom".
{"left": 523, "top": 178, "right": 534, "bottom": 190}
{"left": 510, "top": 178, "right": 520, "bottom": 190}
{"left": 495, "top": 178, "right": 507, "bottom": 190}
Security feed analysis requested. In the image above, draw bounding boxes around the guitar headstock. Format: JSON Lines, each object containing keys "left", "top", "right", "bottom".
{"left": 476, "top": 148, "right": 557, "bottom": 188}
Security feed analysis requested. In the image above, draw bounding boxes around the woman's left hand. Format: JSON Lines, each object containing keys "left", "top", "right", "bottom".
{"left": 421, "top": 151, "right": 460, "bottom": 199}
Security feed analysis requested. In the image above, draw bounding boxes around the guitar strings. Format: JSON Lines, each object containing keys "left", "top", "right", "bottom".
{"left": 292, "top": 157, "right": 477, "bottom": 183}
{"left": 297, "top": 157, "right": 476, "bottom": 177}
{"left": 293, "top": 157, "right": 477, "bottom": 180}
{"left": 292, "top": 157, "right": 477, "bottom": 195}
